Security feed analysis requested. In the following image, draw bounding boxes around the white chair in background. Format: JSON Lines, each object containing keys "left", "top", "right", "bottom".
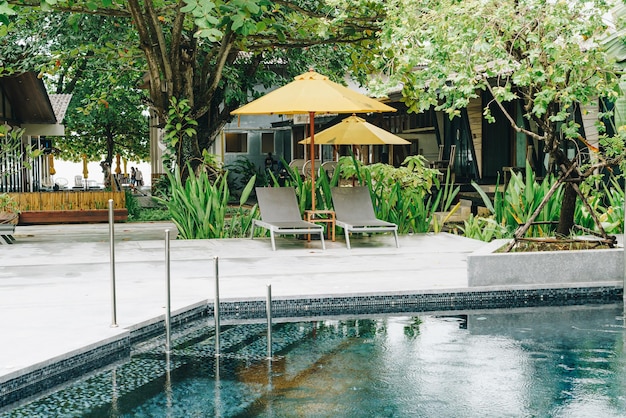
{"left": 73, "top": 175, "right": 84, "bottom": 189}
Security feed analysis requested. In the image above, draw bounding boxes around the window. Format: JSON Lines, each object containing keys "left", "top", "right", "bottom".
{"left": 225, "top": 132, "right": 248, "bottom": 153}
{"left": 261, "top": 132, "right": 274, "bottom": 154}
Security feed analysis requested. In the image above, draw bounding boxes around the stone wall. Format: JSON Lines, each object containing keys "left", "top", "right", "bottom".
{"left": 467, "top": 239, "right": 624, "bottom": 287}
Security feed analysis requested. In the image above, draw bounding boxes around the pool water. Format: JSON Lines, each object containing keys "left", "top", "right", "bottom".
{"left": 3, "top": 304, "right": 626, "bottom": 417}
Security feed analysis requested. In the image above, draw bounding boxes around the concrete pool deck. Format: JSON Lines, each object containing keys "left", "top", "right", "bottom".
{"left": 1, "top": 221, "right": 624, "bottom": 405}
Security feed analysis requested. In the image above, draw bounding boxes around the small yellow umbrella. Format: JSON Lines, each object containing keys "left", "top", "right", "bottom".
{"left": 123, "top": 157, "right": 128, "bottom": 175}
{"left": 48, "top": 154, "right": 56, "bottom": 176}
{"left": 82, "top": 154, "right": 89, "bottom": 179}
{"left": 232, "top": 70, "right": 396, "bottom": 210}
{"left": 299, "top": 115, "right": 410, "bottom": 145}
{"left": 115, "top": 154, "right": 122, "bottom": 175}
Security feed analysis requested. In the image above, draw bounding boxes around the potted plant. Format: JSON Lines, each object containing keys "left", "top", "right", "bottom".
{"left": 0, "top": 193, "right": 19, "bottom": 225}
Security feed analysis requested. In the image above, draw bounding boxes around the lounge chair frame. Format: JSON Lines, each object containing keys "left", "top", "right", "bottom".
{"left": 331, "top": 186, "right": 399, "bottom": 249}
{"left": 251, "top": 187, "right": 325, "bottom": 251}
{"left": 0, "top": 212, "right": 17, "bottom": 244}
{"left": 0, "top": 225, "right": 15, "bottom": 244}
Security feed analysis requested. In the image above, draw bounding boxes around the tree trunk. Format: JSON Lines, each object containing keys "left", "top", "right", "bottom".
{"left": 556, "top": 182, "right": 577, "bottom": 236}
{"left": 105, "top": 128, "right": 115, "bottom": 165}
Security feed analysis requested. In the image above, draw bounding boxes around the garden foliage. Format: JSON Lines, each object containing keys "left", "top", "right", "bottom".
{"left": 463, "top": 162, "right": 625, "bottom": 241}
{"left": 156, "top": 163, "right": 256, "bottom": 239}
{"left": 278, "top": 153, "right": 459, "bottom": 234}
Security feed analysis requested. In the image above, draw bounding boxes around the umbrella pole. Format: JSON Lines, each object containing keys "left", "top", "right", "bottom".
{"left": 309, "top": 112, "right": 316, "bottom": 211}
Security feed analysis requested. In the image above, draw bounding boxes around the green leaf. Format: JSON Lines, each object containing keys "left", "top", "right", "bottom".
{"left": 231, "top": 14, "right": 244, "bottom": 31}
{"left": 0, "top": 2, "right": 16, "bottom": 16}
{"left": 180, "top": 1, "right": 197, "bottom": 13}
{"left": 245, "top": 1, "right": 260, "bottom": 15}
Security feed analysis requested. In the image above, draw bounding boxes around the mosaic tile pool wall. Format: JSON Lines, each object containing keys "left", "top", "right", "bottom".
{"left": 1, "top": 285, "right": 622, "bottom": 410}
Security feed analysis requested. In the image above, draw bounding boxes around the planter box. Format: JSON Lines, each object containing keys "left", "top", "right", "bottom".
{"left": 7, "top": 191, "right": 126, "bottom": 212}
{"left": 18, "top": 209, "right": 128, "bottom": 225}
{"left": 467, "top": 239, "right": 623, "bottom": 287}
{"left": 0, "top": 211, "right": 18, "bottom": 225}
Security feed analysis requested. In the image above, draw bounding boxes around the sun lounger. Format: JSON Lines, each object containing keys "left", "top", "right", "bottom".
{"left": 331, "top": 186, "right": 399, "bottom": 249}
{"left": 0, "top": 212, "right": 17, "bottom": 244}
{"left": 0, "top": 224, "right": 16, "bottom": 244}
{"left": 251, "top": 187, "right": 325, "bottom": 251}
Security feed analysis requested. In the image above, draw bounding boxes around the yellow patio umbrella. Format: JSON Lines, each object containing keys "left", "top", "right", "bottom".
{"left": 299, "top": 115, "right": 410, "bottom": 145}
{"left": 231, "top": 70, "right": 396, "bottom": 210}
{"left": 48, "top": 154, "right": 56, "bottom": 176}
{"left": 115, "top": 154, "right": 122, "bottom": 175}
{"left": 82, "top": 154, "right": 89, "bottom": 179}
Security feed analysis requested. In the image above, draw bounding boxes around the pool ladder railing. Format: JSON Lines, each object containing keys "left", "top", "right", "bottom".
{"left": 212, "top": 257, "right": 274, "bottom": 360}
{"left": 108, "top": 217, "right": 276, "bottom": 360}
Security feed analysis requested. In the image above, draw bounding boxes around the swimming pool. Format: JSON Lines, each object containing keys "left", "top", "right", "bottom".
{"left": 3, "top": 304, "right": 626, "bottom": 417}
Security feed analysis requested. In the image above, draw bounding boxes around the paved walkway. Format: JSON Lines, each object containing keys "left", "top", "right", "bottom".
{"left": 0, "top": 222, "right": 488, "bottom": 382}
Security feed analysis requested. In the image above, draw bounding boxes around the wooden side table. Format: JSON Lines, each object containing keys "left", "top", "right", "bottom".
{"left": 305, "top": 209, "right": 336, "bottom": 241}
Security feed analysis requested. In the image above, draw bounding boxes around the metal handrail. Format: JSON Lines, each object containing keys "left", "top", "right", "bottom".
{"left": 266, "top": 284, "right": 273, "bottom": 360}
{"left": 165, "top": 230, "right": 171, "bottom": 353}
{"left": 214, "top": 256, "right": 221, "bottom": 357}
{"left": 108, "top": 199, "right": 118, "bottom": 328}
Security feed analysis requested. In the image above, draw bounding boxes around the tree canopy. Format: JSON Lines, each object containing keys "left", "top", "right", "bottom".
{"left": 375, "top": 0, "right": 626, "bottom": 235}
{"left": 1, "top": 10, "right": 150, "bottom": 163}
{"left": 0, "top": 0, "right": 385, "bottom": 171}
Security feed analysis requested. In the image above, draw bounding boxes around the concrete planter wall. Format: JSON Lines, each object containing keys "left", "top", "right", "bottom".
{"left": 467, "top": 239, "right": 623, "bottom": 287}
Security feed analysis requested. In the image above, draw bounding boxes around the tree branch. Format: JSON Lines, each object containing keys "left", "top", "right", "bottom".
{"left": 483, "top": 77, "right": 545, "bottom": 142}
{"left": 246, "top": 33, "right": 376, "bottom": 51}
{"left": 193, "top": 30, "right": 237, "bottom": 120}
{"left": 7, "top": 0, "right": 130, "bottom": 17}
{"left": 127, "top": 0, "right": 165, "bottom": 116}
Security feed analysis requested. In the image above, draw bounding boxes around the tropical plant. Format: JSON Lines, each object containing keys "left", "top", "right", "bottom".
{"left": 339, "top": 154, "right": 459, "bottom": 233}
{"left": 122, "top": 190, "right": 171, "bottom": 222}
{"left": 470, "top": 162, "right": 563, "bottom": 238}
{"left": 224, "top": 204, "right": 259, "bottom": 238}
{"left": 151, "top": 174, "right": 172, "bottom": 200}
{"left": 124, "top": 189, "right": 142, "bottom": 220}
{"left": 458, "top": 215, "right": 511, "bottom": 242}
{"left": 0, "top": 193, "right": 19, "bottom": 224}
{"left": 226, "top": 156, "right": 270, "bottom": 195}
{"left": 465, "top": 159, "right": 626, "bottom": 241}
{"left": 576, "top": 176, "right": 625, "bottom": 235}
{"left": 155, "top": 163, "right": 256, "bottom": 239}
{"left": 133, "top": 207, "right": 172, "bottom": 222}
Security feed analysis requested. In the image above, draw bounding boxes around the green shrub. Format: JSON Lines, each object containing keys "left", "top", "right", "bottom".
{"left": 466, "top": 161, "right": 625, "bottom": 241}
{"left": 124, "top": 189, "right": 142, "bottom": 221}
{"left": 155, "top": 163, "right": 256, "bottom": 239}
{"left": 338, "top": 154, "right": 459, "bottom": 233}
{"left": 134, "top": 207, "right": 172, "bottom": 222}
{"left": 576, "top": 176, "right": 624, "bottom": 234}
{"left": 226, "top": 156, "right": 269, "bottom": 196}
{"left": 470, "top": 162, "right": 562, "bottom": 238}
{"left": 458, "top": 214, "right": 510, "bottom": 242}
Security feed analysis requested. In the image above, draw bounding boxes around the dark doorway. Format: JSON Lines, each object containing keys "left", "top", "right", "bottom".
{"left": 443, "top": 109, "right": 478, "bottom": 183}
{"left": 482, "top": 93, "right": 513, "bottom": 181}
